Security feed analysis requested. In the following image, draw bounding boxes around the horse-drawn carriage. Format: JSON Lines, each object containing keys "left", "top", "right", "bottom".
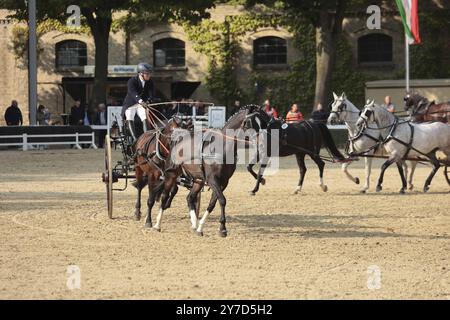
{"left": 101, "top": 101, "right": 217, "bottom": 219}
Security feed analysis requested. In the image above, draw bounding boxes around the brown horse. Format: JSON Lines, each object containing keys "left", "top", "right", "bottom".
{"left": 133, "top": 116, "right": 190, "bottom": 230}
{"left": 404, "top": 93, "right": 450, "bottom": 123}
{"left": 152, "top": 108, "right": 254, "bottom": 237}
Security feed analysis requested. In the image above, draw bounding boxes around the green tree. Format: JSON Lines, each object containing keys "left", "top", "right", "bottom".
{"left": 244, "top": 0, "right": 370, "bottom": 106}
{"left": 0, "top": 0, "right": 215, "bottom": 110}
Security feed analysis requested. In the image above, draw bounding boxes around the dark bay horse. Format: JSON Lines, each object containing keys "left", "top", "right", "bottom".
{"left": 404, "top": 93, "right": 450, "bottom": 123}
{"left": 244, "top": 107, "right": 347, "bottom": 195}
{"left": 153, "top": 108, "right": 253, "bottom": 237}
{"left": 133, "top": 116, "right": 189, "bottom": 230}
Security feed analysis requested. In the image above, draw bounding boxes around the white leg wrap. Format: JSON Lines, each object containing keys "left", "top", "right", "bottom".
{"left": 189, "top": 210, "right": 198, "bottom": 229}
{"left": 196, "top": 210, "right": 211, "bottom": 233}
{"left": 154, "top": 208, "right": 163, "bottom": 229}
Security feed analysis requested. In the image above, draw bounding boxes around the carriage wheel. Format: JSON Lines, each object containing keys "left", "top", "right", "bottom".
{"left": 445, "top": 165, "right": 450, "bottom": 186}
{"left": 105, "top": 135, "right": 113, "bottom": 219}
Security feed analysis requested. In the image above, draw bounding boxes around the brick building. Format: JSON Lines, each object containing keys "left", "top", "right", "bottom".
{"left": 0, "top": 4, "right": 445, "bottom": 125}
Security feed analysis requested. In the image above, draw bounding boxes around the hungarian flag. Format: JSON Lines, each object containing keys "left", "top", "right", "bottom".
{"left": 395, "top": 0, "right": 421, "bottom": 44}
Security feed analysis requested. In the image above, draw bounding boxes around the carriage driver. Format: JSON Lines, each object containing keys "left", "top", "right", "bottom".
{"left": 122, "top": 62, "right": 155, "bottom": 142}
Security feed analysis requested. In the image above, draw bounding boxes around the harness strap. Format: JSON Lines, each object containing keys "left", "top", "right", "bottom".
{"left": 402, "top": 123, "right": 415, "bottom": 160}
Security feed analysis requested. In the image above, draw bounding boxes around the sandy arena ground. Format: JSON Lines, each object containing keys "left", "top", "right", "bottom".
{"left": 0, "top": 148, "right": 449, "bottom": 299}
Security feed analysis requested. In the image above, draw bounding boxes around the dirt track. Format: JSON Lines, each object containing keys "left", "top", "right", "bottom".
{"left": 0, "top": 149, "right": 449, "bottom": 299}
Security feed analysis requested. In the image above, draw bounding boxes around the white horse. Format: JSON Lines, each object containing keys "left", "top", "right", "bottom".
{"left": 328, "top": 93, "right": 417, "bottom": 192}
{"left": 356, "top": 100, "right": 450, "bottom": 193}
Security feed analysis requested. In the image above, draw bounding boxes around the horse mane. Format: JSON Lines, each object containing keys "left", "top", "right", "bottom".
{"left": 408, "top": 93, "right": 428, "bottom": 106}
{"left": 223, "top": 107, "right": 250, "bottom": 129}
{"left": 373, "top": 103, "right": 395, "bottom": 125}
{"left": 344, "top": 97, "right": 360, "bottom": 112}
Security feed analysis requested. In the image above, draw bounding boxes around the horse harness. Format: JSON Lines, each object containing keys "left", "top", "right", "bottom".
{"left": 360, "top": 109, "right": 437, "bottom": 161}
{"left": 345, "top": 128, "right": 382, "bottom": 157}
{"left": 135, "top": 130, "right": 170, "bottom": 176}
{"left": 381, "top": 118, "right": 416, "bottom": 160}
{"left": 330, "top": 102, "right": 381, "bottom": 157}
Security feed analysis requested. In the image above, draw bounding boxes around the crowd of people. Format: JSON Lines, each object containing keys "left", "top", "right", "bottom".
{"left": 232, "top": 95, "right": 396, "bottom": 125}
{"left": 227, "top": 99, "right": 330, "bottom": 125}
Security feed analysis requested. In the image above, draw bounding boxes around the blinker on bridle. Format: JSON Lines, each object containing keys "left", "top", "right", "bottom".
{"left": 330, "top": 101, "right": 347, "bottom": 115}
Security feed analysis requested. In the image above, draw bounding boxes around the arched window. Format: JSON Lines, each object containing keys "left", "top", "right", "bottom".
{"left": 358, "top": 34, "right": 393, "bottom": 63}
{"left": 153, "top": 38, "right": 185, "bottom": 67}
{"left": 254, "top": 36, "right": 287, "bottom": 65}
{"left": 55, "top": 40, "right": 87, "bottom": 69}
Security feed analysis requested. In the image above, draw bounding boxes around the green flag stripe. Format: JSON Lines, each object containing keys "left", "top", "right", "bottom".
{"left": 395, "top": 0, "right": 414, "bottom": 39}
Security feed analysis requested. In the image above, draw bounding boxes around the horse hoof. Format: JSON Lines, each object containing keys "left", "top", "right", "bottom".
{"left": 260, "top": 178, "right": 266, "bottom": 185}
{"left": 355, "top": 177, "right": 360, "bottom": 185}
{"left": 248, "top": 191, "right": 256, "bottom": 196}
{"left": 291, "top": 190, "right": 298, "bottom": 195}
{"left": 144, "top": 222, "right": 152, "bottom": 229}
{"left": 196, "top": 231, "right": 204, "bottom": 237}
{"left": 359, "top": 189, "right": 366, "bottom": 194}
{"left": 423, "top": 186, "right": 429, "bottom": 193}
{"left": 152, "top": 227, "right": 161, "bottom": 232}
{"left": 134, "top": 214, "right": 141, "bottom": 221}
{"left": 376, "top": 186, "right": 382, "bottom": 192}
{"left": 399, "top": 189, "right": 405, "bottom": 194}
{"left": 218, "top": 230, "right": 228, "bottom": 238}
{"left": 322, "top": 185, "right": 328, "bottom": 192}
{"left": 409, "top": 184, "right": 414, "bottom": 191}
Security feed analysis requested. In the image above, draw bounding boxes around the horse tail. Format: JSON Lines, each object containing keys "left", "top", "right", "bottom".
{"left": 317, "top": 123, "right": 346, "bottom": 161}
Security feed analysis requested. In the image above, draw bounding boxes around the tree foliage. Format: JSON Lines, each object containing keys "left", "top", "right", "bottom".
{"left": 0, "top": 0, "right": 215, "bottom": 109}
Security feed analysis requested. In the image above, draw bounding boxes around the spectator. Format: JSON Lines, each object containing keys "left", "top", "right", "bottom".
{"left": 179, "top": 98, "right": 192, "bottom": 116}
{"left": 228, "top": 100, "right": 240, "bottom": 119}
{"left": 311, "top": 103, "right": 329, "bottom": 123}
{"left": 44, "top": 106, "right": 51, "bottom": 125}
{"left": 4, "top": 100, "right": 23, "bottom": 126}
{"left": 70, "top": 99, "right": 84, "bottom": 125}
{"left": 83, "top": 104, "right": 91, "bottom": 125}
{"left": 263, "top": 99, "right": 278, "bottom": 118}
{"left": 285, "top": 104, "right": 304, "bottom": 124}
{"left": 381, "top": 95, "right": 395, "bottom": 113}
{"left": 95, "top": 103, "right": 108, "bottom": 148}
{"left": 164, "top": 102, "right": 179, "bottom": 118}
{"left": 36, "top": 105, "right": 48, "bottom": 125}
{"left": 196, "top": 101, "right": 206, "bottom": 116}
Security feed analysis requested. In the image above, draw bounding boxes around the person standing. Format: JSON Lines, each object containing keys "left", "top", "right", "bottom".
{"left": 263, "top": 99, "right": 278, "bottom": 118}
{"left": 121, "top": 62, "right": 155, "bottom": 142}
{"left": 70, "top": 99, "right": 84, "bottom": 125}
{"left": 36, "top": 105, "right": 48, "bottom": 125}
{"left": 285, "top": 104, "right": 304, "bottom": 124}
{"left": 381, "top": 95, "right": 395, "bottom": 113}
{"left": 95, "top": 103, "right": 108, "bottom": 148}
{"left": 82, "top": 104, "right": 91, "bottom": 125}
{"left": 4, "top": 100, "right": 23, "bottom": 126}
{"left": 228, "top": 100, "right": 240, "bottom": 119}
{"left": 311, "top": 103, "right": 329, "bottom": 123}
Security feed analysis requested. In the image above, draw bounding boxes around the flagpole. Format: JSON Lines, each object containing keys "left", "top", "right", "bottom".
{"left": 405, "top": 34, "right": 410, "bottom": 93}
{"left": 28, "top": 0, "right": 37, "bottom": 125}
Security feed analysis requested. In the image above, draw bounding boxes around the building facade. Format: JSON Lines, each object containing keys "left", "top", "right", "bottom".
{"left": 0, "top": 4, "right": 447, "bottom": 125}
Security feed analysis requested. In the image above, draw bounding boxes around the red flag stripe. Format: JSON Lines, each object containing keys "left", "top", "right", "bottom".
{"left": 411, "top": 0, "right": 421, "bottom": 44}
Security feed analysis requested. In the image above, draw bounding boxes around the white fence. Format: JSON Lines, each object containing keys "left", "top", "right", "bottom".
{"left": 0, "top": 132, "right": 97, "bottom": 151}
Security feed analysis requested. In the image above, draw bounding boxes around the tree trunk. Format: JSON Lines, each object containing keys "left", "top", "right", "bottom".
{"left": 83, "top": 9, "right": 112, "bottom": 113}
{"left": 314, "top": 3, "right": 345, "bottom": 107}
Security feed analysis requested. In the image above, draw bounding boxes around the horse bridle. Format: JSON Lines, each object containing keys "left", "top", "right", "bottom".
{"left": 329, "top": 100, "right": 347, "bottom": 115}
